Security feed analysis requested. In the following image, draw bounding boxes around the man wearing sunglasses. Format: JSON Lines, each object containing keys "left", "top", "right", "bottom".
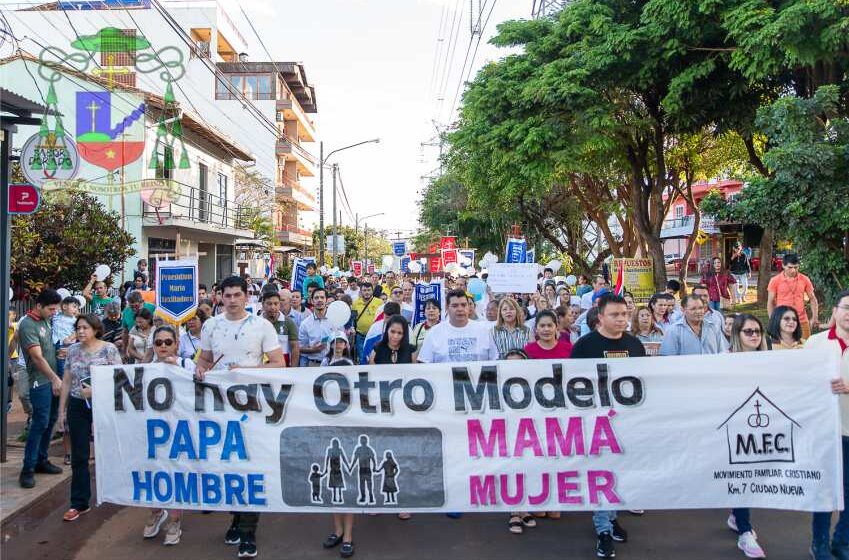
{"left": 807, "top": 290, "right": 849, "bottom": 560}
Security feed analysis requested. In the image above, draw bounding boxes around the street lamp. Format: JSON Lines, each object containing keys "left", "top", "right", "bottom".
{"left": 319, "top": 138, "right": 380, "bottom": 266}
{"left": 356, "top": 212, "right": 384, "bottom": 267}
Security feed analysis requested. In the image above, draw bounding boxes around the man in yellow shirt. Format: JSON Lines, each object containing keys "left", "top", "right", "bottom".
{"left": 352, "top": 282, "right": 382, "bottom": 362}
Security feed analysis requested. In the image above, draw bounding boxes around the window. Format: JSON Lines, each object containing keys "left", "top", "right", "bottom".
{"left": 218, "top": 172, "right": 228, "bottom": 202}
{"left": 216, "top": 74, "right": 274, "bottom": 100}
{"left": 154, "top": 146, "right": 173, "bottom": 180}
{"left": 674, "top": 205, "right": 684, "bottom": 219}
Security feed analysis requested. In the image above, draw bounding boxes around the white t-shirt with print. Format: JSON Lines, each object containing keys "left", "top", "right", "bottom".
{"left": 417, "top": 319, "right": 499, "bottom": 363}
{"left": 199, "top": 313, "right": 280, "bottom": 370}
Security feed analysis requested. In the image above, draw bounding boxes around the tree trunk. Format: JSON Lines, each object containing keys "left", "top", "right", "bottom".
{"left": 757, "top": 227, "right": 774, "bottom": 304}
{"left": 677, "top": 212, "right": 701, "bottom": 296}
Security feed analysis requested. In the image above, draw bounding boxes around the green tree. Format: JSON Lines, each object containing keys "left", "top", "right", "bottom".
{"left": 11, "top": 191, "right": 137, "bottom": 293}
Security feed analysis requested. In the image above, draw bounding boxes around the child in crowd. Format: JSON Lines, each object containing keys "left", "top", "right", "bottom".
{"left": 52, "top": 296, "right": 79, "bottom": 465}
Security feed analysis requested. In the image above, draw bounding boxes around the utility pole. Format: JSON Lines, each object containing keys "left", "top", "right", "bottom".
{"left": 318, "top": 141, "right": 325, "bottom": 265}
{"left": 331, "top": 163, "right": 338, "bottom": 268}
{"left": 364, "top": 224, "right": 368, "bottom": 270}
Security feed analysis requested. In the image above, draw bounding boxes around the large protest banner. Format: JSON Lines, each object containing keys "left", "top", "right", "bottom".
{"left": 93, "top": 350, "right": 842, "bottom": 514}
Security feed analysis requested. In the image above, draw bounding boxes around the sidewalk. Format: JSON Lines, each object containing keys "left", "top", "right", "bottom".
{"left": 1, "top": 399, "right": 71, "bottom": 530}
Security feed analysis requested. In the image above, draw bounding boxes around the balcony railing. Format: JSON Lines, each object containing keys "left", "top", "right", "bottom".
{"left": 660, "top": 214, "right": 719, "bottom": 238}
{"left": 275, "top": 134, "right": 316, "bottom": 166}
{"left": 143, "top": 181, "right": 248, "bottom": 230}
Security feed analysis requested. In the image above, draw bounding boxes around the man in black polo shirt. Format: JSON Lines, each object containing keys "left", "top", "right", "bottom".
{"left": 571, "top": 293, "right": 645, "bottom": 558}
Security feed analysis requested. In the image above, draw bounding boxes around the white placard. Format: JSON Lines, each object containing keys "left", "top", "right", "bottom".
{"left": 92, "top": 350, "right": 842, "bottom": 514}
{"left": 486, "top": 263, "right": 540, "bottom": 293}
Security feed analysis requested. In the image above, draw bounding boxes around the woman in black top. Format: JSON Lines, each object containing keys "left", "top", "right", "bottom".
{"left": 369, "top": 315, "right": 417, "bottom": 365}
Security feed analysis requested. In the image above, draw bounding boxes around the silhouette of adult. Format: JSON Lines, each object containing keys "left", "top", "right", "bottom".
{"left": 324, "top": 438, "right": 350, "bottom": 504}
{"left": 348, "top": 435, "right": 377, "bottom": 505}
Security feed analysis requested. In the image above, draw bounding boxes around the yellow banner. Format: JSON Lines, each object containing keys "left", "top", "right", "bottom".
{"left": 611, "top": 258, "right": 655, "bottom": 302}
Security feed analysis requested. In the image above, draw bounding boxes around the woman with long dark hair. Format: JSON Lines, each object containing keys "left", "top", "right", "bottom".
{"left": 727, "top": 313, "right": 768, "bottom": 559}
{"left": 369, "top": 315, "right": 417, "bottom": 365}
{"left": 767, "top": 305, "right": 805, "bottom": 350}
{"left": 701, "top": 257, "right": 736, "bottom": 312}
{"left": 57, "top": 315, "right": 121, "bottom": 523}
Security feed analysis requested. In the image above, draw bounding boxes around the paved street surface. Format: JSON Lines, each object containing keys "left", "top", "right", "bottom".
{"left": 2, "top": 475, "right": 820, "bottom": 560}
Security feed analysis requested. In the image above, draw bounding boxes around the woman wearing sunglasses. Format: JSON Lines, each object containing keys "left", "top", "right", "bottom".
{"left": 140, "top": 325, "right": 193, "bottom": 546}
{"left": 57, "top": 314, "right": 122, "bottom": 522}
{"left": 727, "top": 313, "right": 768, "bottom": 559}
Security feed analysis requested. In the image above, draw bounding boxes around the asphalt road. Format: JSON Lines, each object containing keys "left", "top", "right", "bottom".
{"left": 2, "top": 475, "right": 823, "bottom": 560}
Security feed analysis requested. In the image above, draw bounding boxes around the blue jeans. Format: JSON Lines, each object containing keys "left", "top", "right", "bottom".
{"left": 813, "top": 436, "right": 849, "bottom": 545}
{"left": 593, "top": 510, "right": 618, "bottom": 534}
{"left": 709, "top": 300, "right": 721, "bottom": 311}
{"left": 22, "top": 383, "right": 59, "bottom": 472}
{"left": 732, "top": 508, "right": 752, "bottom": 534}
{"left": 355, "top": 333, "right": 366, "bottom": 365}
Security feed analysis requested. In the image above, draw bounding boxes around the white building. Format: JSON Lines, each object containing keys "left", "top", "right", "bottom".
{"left": 0, "top": 54, "right": 254, "bottom": 288}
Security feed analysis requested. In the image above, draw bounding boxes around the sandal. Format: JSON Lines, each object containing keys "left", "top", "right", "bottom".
{"left": 340, "top": 541, "right": 354, "bottom": 558}
{"left": 508, "top": 516, "right": 523, "bottom": 534}
{"left": 323, "top": 533, "right": 342, "bottom": 549}
{"left": 397, "top": 512, "right": 411, "bottom": 521}
{"left": 521, "top": 515, "right": 537, "bottom": 528}
{"left": 63, "top": 507, "right": 90, "bottom": 522}
{"left": 64, "top": 454, "right": 71, "bottom": 465}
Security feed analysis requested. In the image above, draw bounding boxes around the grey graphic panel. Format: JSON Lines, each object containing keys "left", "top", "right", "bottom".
{"left": 280, "top": 426, "right": 444, "bottom": 508}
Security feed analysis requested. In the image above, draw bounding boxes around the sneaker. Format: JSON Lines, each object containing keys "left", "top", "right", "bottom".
{"left": 727, "top": 513, "right": 739, "bottom": 532}
{"left": 143, "top": 509, "right": 169, "bottom": 539}
{"left": 737, "top": 531, "right": 766, "bottom": 558}
{"left": 224, "top": 521, "right": 241, "bottom": 545}
{"left": 63, "top": 454, "right": 71, "bottom": 466}
{"left": 19, "top": 470, "right": 35, "bottom": 489}
{"left": 34, "top": 461, "right": 62, "bottom": 474}
{"left": 611, "top": 519, "right": 628, "bottom": 543}
{"left": 238, "top": 533, "right": 257, "bottom": 558}
{"left": 596, "top": 532, "right": 616, "bottom": 558}
{"left": 163, "top": 519, "right": 182, "bottom": 546}
{"left": 628, "top": 509, "right": 645, "bottom": 515}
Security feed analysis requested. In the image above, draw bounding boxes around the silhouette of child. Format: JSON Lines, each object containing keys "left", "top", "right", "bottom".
{"left": 309, "top": 463, "right": 325, "bottom": 502}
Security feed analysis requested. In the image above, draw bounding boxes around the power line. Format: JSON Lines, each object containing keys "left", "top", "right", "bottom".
{"left": 426, "top": 3, "right": 449, "bottom": 103}
{"left": 335, "top": 165, "right": 355, "bottom": 223}
{"left": 433, "top": 0, "right": 463, "bottom": 118}
{"left": 448, "top": 0, "right": 498, "bottom": 120}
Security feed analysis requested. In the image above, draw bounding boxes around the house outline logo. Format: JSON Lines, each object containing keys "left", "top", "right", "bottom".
{"left": 717, "top": 387, "right": 801, "bottom": 465}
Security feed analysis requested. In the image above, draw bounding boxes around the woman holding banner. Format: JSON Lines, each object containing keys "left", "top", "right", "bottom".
{"left": 727, "top": 313, "right": 769, "bottom": 559}
{"left": 141, "top": 325, "right": 195, "bottom": 545}
{"left": 492, "top": 298, "right": 531, "bottom": 359}
{"left": 58, "top": 314, "right": 122, "bottom": 523}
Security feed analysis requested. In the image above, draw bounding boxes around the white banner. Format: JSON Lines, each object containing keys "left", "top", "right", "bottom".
{"left": 93, "top": 349, "right": 842, "bottom": 513}
{"left": 486, "top": 262, "right": 540, "bottom": 293}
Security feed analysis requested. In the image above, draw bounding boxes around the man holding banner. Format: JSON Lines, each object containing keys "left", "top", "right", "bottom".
{"left": 195, "top": 275, "right": 284, "bottom": 559}
{"left": 571, "top": 293, "right": 645, "bottom": 559}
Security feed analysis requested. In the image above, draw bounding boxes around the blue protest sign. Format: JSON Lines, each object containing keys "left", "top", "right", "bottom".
{"left": 505, "top": 237, "right": 527, "bottom": 264}
{"left": 291, "top": 257, "right": 316, "bottom": 292}
{"left": 400, "top": 256, "right": 411, "bottom": 273}
{"left": 392, "top": 241, "right": 407, "bottom": 257}
{"left": 526, "top": 248, "right": 536, "bottom": 264}
{"left": 155, "top": 259, "right": 197, "bottom": 323}
{"left": 412, "top": 281, "right": 442, "bottom": 326}
{"left": 459, "top": 249, "right": 475, "bottom": 269}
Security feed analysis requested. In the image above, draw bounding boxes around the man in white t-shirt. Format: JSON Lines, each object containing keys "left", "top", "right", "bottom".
{"left": 417, "top": 288, "right": 499, "bottom": 364}
{"left": 580, "top": 275, "right": 607, "bottom": 311}
{"left": 195, "top": 275, "right": 284, "bottom": 559}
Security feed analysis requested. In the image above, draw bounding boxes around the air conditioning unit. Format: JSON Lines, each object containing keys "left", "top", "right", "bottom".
{"left": 194, "top": 40, "right": 210, "bottom": 58}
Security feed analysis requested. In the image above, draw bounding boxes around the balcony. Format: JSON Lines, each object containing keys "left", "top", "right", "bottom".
{"left": 276, "top": 96, "right": 316, "bottom": 142}
{"left": 276, "top": 135, "right": 316, "bottom": 177}
{"left": 276, "top": 224, "right": 313, "bottom": 247}
{"left": 660, "top": 215, "right": 719, "bottom": 239}
{"left": 142, "top": 180, "right": 253, "bottom": 238}
{"left": 276, "top": 185, "right": 315, "bottom": 212}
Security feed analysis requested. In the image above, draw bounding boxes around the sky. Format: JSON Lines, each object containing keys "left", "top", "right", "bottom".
{"left": 228, "top": 0, "right": 530, "bottom": 236}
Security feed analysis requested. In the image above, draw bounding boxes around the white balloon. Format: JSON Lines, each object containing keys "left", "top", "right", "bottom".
{"left": 408, "top": 262, "right": 422, "bottom": 273}
{"left": 382, "top": 255, "right": 394, "bottom": 267}
{"left": 94, "top": 264, "right": 111, "bottom": 281}
{"left": 566, "top": 274, "right": 577, "bottom": 286}
{"left": 444, "top": 262, "right": 460, "bottom": 273}
{"left": 56, "top": 288, "right": 71, "bottom": 299}
{"left": 319, "top": 265, "right": 328, "bottom": 274}
{"left": 74, "top": 295, "right": 87, "bottom": 309}
{"left": 326, "top": 300, "right": 351, "bottom": 329}
{"left": 419, "top": 257, "right": 428, "bottom": 265}
{"left": 478, "top": 259, "right": 487, "bottom": 269}
{"left": 8, "top": 287, "right": 12, "bottom": 301}
{"left": 546, "top": 260, "right": 562, "bottom": 273}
